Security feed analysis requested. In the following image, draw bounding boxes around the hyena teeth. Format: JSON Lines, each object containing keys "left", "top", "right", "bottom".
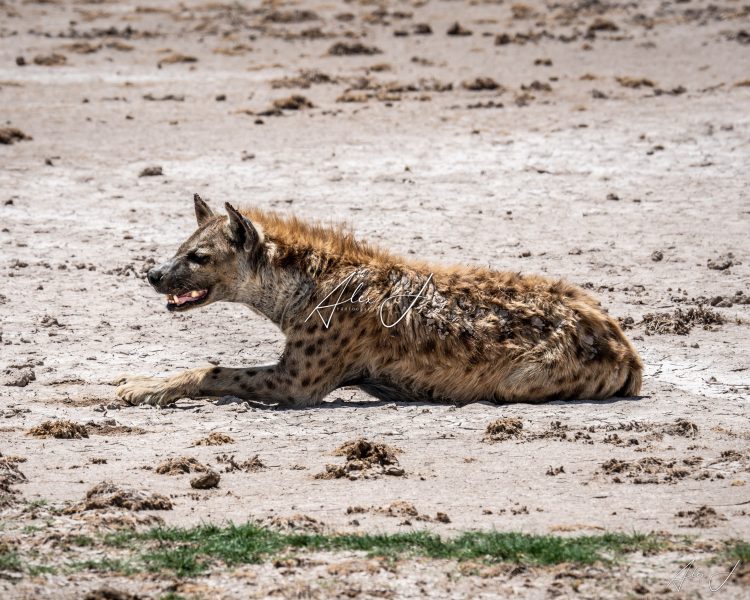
{"left": 190, "top": 290, "right": 200, "bottom": 298}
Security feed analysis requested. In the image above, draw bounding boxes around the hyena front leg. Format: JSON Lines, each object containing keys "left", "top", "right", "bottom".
{"left": 116, "top": 358, "right": 344, "bottom": 408}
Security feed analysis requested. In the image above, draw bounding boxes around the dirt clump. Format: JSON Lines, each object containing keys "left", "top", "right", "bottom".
{"left": 0, "top": 127, "right": 32, "bottom": 145}
{"left": 28, "top": 419, "right": 88, "bottom": 439}
{"left": 616, "top": 76, "right": 655, "bottom": 88}
{"left": 271, "top": 70, "right": 335, "bottom": 89}
{"left": 217, "top": 453, "right": 265, "bottom": 472}
{"left": 263, "top": 513, "right": 325, "bottom": 533}
{"left": 138, "top": 165, "right": 163, "bottom": 177}
{"left": 676, "top": 505, "right": 727, "bottom": 528}
{"left": 375, "top": 500, "right": 422, "bottom": 518}
{"left": 1, "top": 367, "right": 36, "bottom": 387}
{"left": 33, "top": 53, "right": 67, "bottom": 66}
{"left": 65, "top": 482, "right": 172, "bottom": 513}
{"left": 315, "top": 438, "right": 403, "bottom": 479}
{"left": 87, "top": 419, "right": 146, "bottom": 435}
{"left": 663, "top": 419, "right": 699, "bottom": 438}
{"left": 0, "top": 453, "right": 26, "bottom": 506}
{"left": 193, "top": 432, "right": 235, "bottom": 446}
{"left": 273, "top": 95, "right": 313, "bottom": 110}
{"left": 447, "top": 22, "right": 472, "bottom": 36}
{"left": 157, "top": 53, "right": 197, "bottom": 66}
{"left": 483, "top": 418, "right": 523, "bottom": 442}
{"left": 190, "top": 470, "right": 220, "bottom": 489}
{"left": 600, "top": 457, "right": 695, "bottom": 484}
{"left": 707, "top": 253, "right": 736, "bottom": 270}
{"left": 328, "top": 42, "right": 382, "bottom": 56}
{"left": 462, "top": 77, "right": 502, "bottom": 91}
{"left": 642, "top": 306, "right": 725, "bottom": 335}
{"left": 155, "top": 456, "right": 207, "bottom": 475}
{"left": 264, "top": 9, "right": 319, "bottom": 24}
{"left": 84, "top": 589, "right": 143, "bottom": 600}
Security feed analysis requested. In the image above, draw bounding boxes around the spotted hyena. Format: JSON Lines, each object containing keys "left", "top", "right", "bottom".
{"left": 116, "top": 195, "right": 643, "bottom": 407}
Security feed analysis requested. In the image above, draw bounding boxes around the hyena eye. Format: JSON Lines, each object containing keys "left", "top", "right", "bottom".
{"left": 186, "top": 251, "right": 210, "bottom": 265}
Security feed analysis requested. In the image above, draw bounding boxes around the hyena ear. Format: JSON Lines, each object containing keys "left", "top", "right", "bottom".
{"left": 194, "top": 193, "right": 214, "bottom": 226}
{"left": 225, "top": 202, "right": 260, "bottom": 252}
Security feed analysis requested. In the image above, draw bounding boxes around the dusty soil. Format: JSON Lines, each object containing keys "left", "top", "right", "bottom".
{"left": 1, "top": 0, "right": 749, "bottom": 598}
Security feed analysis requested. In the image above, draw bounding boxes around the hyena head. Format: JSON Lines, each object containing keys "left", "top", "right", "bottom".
{"left": 146, "top": 194, "right": 264, "bottom": 312}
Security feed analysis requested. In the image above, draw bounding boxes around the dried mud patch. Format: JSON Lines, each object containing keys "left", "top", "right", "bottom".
{"left": 0, "top": 453, "right": 26, "bottom": 506}
{"left": 155, "top": 456, "right": 207, "bottom": 475}
{"left": 676, "top": 505, "right": 727, "bottom": 528}
{"left": 261, "top": 513, "right": 325, "bottom": 533}
{"left": 87, "top": 419, "right": 146, "bottom": 436}
{"left": 83, "top": 589, "right": 143, "bottom": 600}
{"left": 642, "top": 306, "right": 725, "bottom": 335}
{"left": 483, "top": 417, "right": 523, "bottom": 442}
{"left": 64, "top": 482, "right": 172, "bottom": 513}
{"left": 28, "top": 419, "right": 88, "bottom": 439}
{"left": 216, "top": 453, "right": 266, "bottom": 473}
{"left": 315, "top": 438, "right": 404, "bottom": 479}
{"left": 0, "top": 127, "right": 32, "bottom": 145}
{"left": 192, "top": 432, "right": 234, "bottom": 446}
{"left": 328, "top": 42, "right": 382, "bottom": 56}
{"left": 599, "top": 456, "right": 704, "bottom": 484}
{"left": 348, "top": 501, "right": 450, "bottom": 524}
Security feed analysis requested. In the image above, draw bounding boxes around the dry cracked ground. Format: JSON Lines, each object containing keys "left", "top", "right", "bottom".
{"left": 1, "top": 0, "right": 749, "bottom": 598}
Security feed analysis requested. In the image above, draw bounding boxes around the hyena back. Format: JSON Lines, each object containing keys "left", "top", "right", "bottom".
{"left": 116, "top": 196, "right": 642, "bottom": 407}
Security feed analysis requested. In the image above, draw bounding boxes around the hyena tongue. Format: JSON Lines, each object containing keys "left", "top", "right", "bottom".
{"left": 173, "top": 290, "right": 208, "bottom": 305}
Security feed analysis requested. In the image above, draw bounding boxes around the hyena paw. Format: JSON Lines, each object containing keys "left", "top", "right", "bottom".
{"left": 116, "top": 376, "right": 182, "bottom": 407}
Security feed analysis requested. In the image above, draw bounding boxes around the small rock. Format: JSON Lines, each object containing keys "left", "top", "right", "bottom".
{"left": 447, "top": 22, "right": 472, "bottom": 36}
{"left": 139, "top": 166, "right": 163, "bottom": 177}
{"left": 190, "top": 470, "right": 220, "bottom": 489}
{"left": 651, "top": 250, "right": 663, "bottom": 262}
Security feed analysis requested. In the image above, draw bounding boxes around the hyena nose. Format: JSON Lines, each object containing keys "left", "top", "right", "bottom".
{"left": 147, "top": 268, "right": 162, "bottom": 286}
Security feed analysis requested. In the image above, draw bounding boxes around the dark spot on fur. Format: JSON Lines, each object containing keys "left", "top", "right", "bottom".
{"left": 301, "top": 377, "right": 311, "bottom": 387}
{"left": 305, "top": 360, "right": 312, "bottom": 369}
{"left": 306, "top": 322, "right": 318, "bottom": 334}
{"left": 246, "top": 370, "right": 256, "bottom": 378}
{"left": 233, "top": 375, "right": 240, "bottom": 382}
{"left": 294, "top": 340, "right": 304, "bottom": 349}
{"left": 288, "top": 367, "right": 299, "bottom": 378}
{"left": 304, "top": 344, "right": 316, "bottom": 356}
{"left": 313, "top": 374, "right": 323, "bottom": 385}
{"left": 340, "top": 336, "right": 350, "bottom": 346}
{"left": 211, "top": 367, "right": 222, "bottom": 374}
{"left": 265, "top": 380, "right": 276, "bottom": 390}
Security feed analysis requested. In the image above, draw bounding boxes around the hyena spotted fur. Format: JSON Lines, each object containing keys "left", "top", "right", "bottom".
{"left": 116, "top": 195, "right": 643, "bottom": 407}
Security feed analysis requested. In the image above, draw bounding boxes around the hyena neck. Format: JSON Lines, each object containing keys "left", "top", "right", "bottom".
{"left": 234, "top": 258, "right": 316, "bottom": 331}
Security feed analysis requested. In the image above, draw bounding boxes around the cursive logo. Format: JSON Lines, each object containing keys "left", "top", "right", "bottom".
{"left": 305, "top": 270, "right": 434, "bottom": 329}
{"left": 670, "top": 560, "right": 740, "bottom": 592}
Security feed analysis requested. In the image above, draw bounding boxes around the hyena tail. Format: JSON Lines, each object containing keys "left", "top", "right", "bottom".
{"left": 616, "top": 356, "right": 643, "bottom": 397}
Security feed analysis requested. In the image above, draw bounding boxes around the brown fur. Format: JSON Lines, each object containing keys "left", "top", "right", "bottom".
{"left": 116, "top": 196, "right": 643, "bottom": 407}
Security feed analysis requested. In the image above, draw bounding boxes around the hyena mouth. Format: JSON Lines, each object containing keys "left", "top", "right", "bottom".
{"left": 166, "top": 289, "right": 209, "bottom": 311}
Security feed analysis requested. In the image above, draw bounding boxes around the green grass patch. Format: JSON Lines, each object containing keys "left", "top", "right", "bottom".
{"left": 0, "top": 548, "right": 21, "bottom": 572}
{"left": 68, "top": 557, "right": 137, "bottom": 575}
{"left": 101, "top": 523, "right": 666, "bottom": 577}
{"left": 723, "top": 540, "right": 750, "bottom": 563}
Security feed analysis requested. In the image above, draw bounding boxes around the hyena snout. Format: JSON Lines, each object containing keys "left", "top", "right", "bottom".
{"left": 146, "top": 267, "right": 163, "bottom": 287}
